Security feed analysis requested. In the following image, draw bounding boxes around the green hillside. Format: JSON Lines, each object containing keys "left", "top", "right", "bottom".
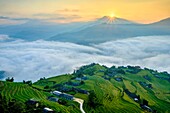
{"left": 0, "top": 81, "right": 80, "bottom": 113}
{"left": 1, "top": 63, "right": 170, "bottom": 113}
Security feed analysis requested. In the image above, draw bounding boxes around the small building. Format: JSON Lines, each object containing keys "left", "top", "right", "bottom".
{"left": 139, "top": 82, "right": 152, "bottom": 89}
{"left": 154, "top": 74, "right": 161, "bottom": 78}
{"left": 82, "top": 76, "right": 88, "bottom": 80}
{"left": 26, "top": 99, "right": 39, "bottom": 107}
{"left": 99, "top": 70, "right": 105, "bottom": 72}
{"left": 124, "top": 89, "right": 140, "bottom": 102}
{"left": 52, "top": 90, "right": 74, "bottom": 100}
{"left": 134, "top": 98, "right": 139, "bottom": 102}
{"left": 75, "top": 77, "right": 82, "bottom": 81}
{"left": 75, "top": 76, "right": 87, "bottom": 80}
{"left": 115, "top": 77, "right": 123, "bottom": 82}
{"left": 143, "top": 75, "right": 150, "bottom": 80}
{"left": 151, "top": 71, "right": 157, "bottom": 75}
{"left": 43, "top": 107, "right": 54, "bottom": 113}
{"left": 60, "top": 93, "right": 74, "bottom": 100}
{"left": 73, "top": 87, "right": 89, "bottom": 94}
{"left": 53, "top": 91, "right": 62, "bottom": 96}
{"left": 141, "top": 105, "right": 153, "bottom": 112}
{"left": 48, "top": 97, "right": 59, "bottom": 102}
{"left": 71, "top": 81, "right": 81, "bottom": 86}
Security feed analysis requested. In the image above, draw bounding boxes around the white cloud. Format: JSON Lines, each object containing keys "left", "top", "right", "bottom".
{"left": 0, "top": 35, "right": 11, "bottom": 41}
{"left": 0, "top": 35, "right": 170, "bottom": 81}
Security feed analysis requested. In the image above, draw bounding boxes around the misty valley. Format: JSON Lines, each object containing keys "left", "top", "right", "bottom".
{"left": 0, "top": 4, "right": 170, "bottom": 113}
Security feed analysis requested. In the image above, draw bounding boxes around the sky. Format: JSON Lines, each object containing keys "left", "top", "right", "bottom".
{"left": 1, "top": 35, "right": 170, "bottom": 81}
{"left": 0, "top": 0, "right": 170, "bottom": 23}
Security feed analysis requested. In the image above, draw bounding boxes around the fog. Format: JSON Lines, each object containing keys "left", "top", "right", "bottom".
{"left": 0, "top": 35, "right": 170, "bottom": 81}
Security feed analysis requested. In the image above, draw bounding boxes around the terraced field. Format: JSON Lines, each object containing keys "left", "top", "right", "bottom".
{"left": 1, "top": 82, "right": 47, "bottom": 102}
{"left": 33, "top": 64, "right": 170, "bottom": 113}
{"left": 1, "top": 64, "right": 170, "bottom": 113}
{"left": 0, "top": 81, "right": 81, "bottom": 113}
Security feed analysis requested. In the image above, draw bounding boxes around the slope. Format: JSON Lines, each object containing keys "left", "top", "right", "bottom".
{"left": 49, "top": 17, "right": 170, "bottom": 44}
{"left": 33, "top": 63, "right": 170, "bottom": 113}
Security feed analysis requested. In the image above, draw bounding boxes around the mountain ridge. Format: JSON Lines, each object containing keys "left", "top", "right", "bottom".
{"left": 49, "top": 16, "right": 170, "bottom": 44}
{"left": 0, "top": 16, "right": 170, "bottom": 43}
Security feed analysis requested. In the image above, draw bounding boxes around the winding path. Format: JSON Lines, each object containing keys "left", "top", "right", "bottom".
{"left": 73, "top": 98, "right": 86, "bottom": 113}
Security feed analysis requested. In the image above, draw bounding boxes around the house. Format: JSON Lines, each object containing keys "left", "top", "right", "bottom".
{"left": 134, "top": 98, "right": 139, "bottom": 102}
{"left": 53, "top": 91, "right": 62, "bottom": 96}
{"left": 102, "top": 75, "right": 110, "bottom": 81}
{"left": 73, "top": 87, "right": 89, "bottom": 94}
{"left": 26, "top": 99, "right": 39, "bottom": 107}
{"left": 107, "top": 71, "right": 117, "bottom": 77}
{"left": 82, "top": 76, "right": 88, "bottom": 80}
{"left": 71, "top": 81, "right": 81, "bottom": 86}
{"left": 52, "top": 84, "right": 62, "bottom": 88}
{"left": 143, "top": 75, "right": 151, "bottom": 81}
{"left": 60, "top": 93, "right": 74, "bottom": 100}
{"left": 48, "top": 97, "right": 59, "bottom": 102}
{"left": 74, "top": 76, "right": 87, "bottom": 82}
{"left": 124, "top": 89, "right": 140, "bottom": 102}
{"left": 139, "top": 82, "right": 152, "bottom": 89}
{"left": 43, "top": 107, "right": 54, "bottom": 113}
{"left": 151, "top": 71, "right": 157, "bottom": 75}
{"left": 99, "top": 69, "right": 105, "bottom": 72}
{"left": 115, "top": 77, "right": 123, "bottom": 82}
{"left": 52, "top": 90, "right": 74, "bottom": 100}
{"left": 141, "top": 105, "right": 153, "bottom": 112}
{"left": 75, "top": 77, "right": 82, "bottom": 81}
{"left": 154, "top": 74, "right": 161, "bottom": 78}
{"left": 126, "top": 66, "right": 141, "bottom": 74}
{"left": 58, "top": 86, "right": 72, "bottom": 92}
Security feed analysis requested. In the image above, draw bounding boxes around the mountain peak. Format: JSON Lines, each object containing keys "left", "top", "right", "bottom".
{"left": 96, "top": 16, "right": 135, "bottom": 25}
{"left": 150, "top": 17, "right": 170, "bottom": 25}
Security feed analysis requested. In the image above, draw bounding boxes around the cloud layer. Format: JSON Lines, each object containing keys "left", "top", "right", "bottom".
{"left": 0, "top": 35, "right": 170, "bottom": 81}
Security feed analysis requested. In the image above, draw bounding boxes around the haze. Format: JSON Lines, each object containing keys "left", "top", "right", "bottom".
{"left": 0, "top": 0, "right": 170, "bottom": 24}
{"left": 0, "top": 35, "right": 170, "bottom": 81}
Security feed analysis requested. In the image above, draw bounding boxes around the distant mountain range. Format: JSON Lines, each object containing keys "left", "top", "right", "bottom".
{"left": 49, "top": 16, "right": 170, "bottom": 44}
{"left": 0, "top": 16, "right": 170, "bottom": 44}
{"left": 0, "top": 20, "right": 93, "bottom": 41}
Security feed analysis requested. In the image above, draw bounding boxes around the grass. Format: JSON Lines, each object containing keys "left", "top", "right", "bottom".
{"left": 1, "top": 64, "right": 170, "bottom": 112}
{"left": 0, "top": 81, "right": 81, "bottom": 113}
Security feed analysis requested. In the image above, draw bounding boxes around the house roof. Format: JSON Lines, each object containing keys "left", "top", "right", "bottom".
{"left": 44, "top": 107, "right": 53, "bottom": 111}
{"left": 26, "top": 99, "right": 38, "bottom": 104}
{"left": 53, "top": 91, "right": 62, "bottom": 95}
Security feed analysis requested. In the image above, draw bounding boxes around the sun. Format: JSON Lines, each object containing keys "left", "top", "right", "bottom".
{"left": 110, "top": 13, "right": 115, "bottom": 18}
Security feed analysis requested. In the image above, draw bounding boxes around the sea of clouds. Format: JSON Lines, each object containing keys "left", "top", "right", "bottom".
{"left": 0, "top": 35, "right": 170, "bottom": 81}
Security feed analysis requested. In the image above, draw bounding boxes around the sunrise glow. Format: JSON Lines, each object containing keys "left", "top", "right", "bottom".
{"left": 110, "top": 13, "right": 115, "bottom": 18}
{"left": 0, "top": 0, "right": 169, "bottom": 23}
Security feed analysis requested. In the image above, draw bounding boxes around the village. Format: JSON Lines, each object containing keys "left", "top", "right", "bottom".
{"left": 26, "top": 75, "right": 89, "bottom": 113}
{"left": 16, "top": 63, "right": 170, "bottom": 113}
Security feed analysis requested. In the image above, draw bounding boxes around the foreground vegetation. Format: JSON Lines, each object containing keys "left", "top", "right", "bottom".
{"left": 0, "top": 63, "right": 170, "bottom": 113}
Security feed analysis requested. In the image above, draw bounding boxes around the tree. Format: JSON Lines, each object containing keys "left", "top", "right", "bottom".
{"left": 11, "top": 77, "right": 14, "bottom": 82}
{"left": 80, "top": 81, "right": 85, "bottom": 85}
{"left": 58, "top": 99, "right": 67, "bottom": 105}
{"left": 6, "top": 77, "right": 14, "bottom": 82}
{"left": 44, "top": 85, "right": 49, "bottom": 89}
{"left": 117, "top": 69, "right": 125, "bottom": 74}
{"left": 143, "top": 99, "right": 148, "bottom": 106}
{"left": 0, "top": 94, "right": 26, "bottom": 113}
{"left": 25, "top": 80, "right": 32, "bottom": 86}
{"left": 9, "top": 100, "right": 26, "bottom": 113}
{"left": 88, "top": 90, "right": 102, "bottom": 108}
